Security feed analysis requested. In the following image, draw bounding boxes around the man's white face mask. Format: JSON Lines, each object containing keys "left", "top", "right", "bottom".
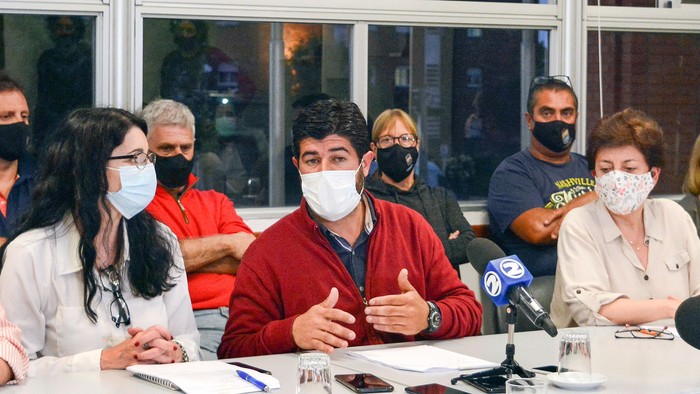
{"left": 300, "top": 163, "right": 364, "bottom": 222}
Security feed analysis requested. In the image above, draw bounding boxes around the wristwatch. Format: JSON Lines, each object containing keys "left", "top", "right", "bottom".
{"left": 424, "top": 301, "right": 442, "bottom": 334}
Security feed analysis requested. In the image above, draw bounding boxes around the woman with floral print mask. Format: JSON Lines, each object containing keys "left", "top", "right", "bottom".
{"left": 550, "top": 108, "right": 700, "bottom": 329}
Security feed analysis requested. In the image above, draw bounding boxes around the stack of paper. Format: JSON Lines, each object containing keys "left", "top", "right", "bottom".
{"left": 348, "top": 345, "right": 498, "bottom": 372}
{"left": 127, "top": 361, "right": 280, "bottom": 393}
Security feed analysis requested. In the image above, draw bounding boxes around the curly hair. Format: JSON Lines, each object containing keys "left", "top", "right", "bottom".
{"left": 1, "top": 107, "right": 176, "bottom": 323}
{"left": 292, "top": 99, "right": 369, "bottom": 159}
{"left": 586, "top": 107, "right": 665, "bottom": 171}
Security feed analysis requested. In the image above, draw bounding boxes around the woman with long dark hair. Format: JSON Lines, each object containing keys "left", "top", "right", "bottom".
{"left": 0, "top": 107, "right": 199, "bottom": 376}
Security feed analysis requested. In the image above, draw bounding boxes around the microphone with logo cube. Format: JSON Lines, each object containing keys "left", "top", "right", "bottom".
{"left": 451, "top": 238, "right": 558, "bottom": 392}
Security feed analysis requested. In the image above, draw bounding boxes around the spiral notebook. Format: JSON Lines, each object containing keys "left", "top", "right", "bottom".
{"left": 127, "top": 361, "right": 280, "bottom": 393}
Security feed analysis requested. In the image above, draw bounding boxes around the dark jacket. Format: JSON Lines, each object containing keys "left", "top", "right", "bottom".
{"left": 0, "top": 154, "right": 37, "bottom": 238}
{"left": 365, "top": 173, "right": 476, "bottom": 272}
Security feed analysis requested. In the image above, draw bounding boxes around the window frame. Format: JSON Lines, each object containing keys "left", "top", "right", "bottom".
{"left": 8, "top": 0, "right": 700, "bottom": 227}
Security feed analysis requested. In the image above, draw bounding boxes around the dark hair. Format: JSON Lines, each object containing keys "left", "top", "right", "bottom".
{"left": 291, "top": 99, "right": 369, "bottom": 159}
{"left": 526, "top": 78, "right": 578, "bottom": 115}
{"left": 1, "top": 107, "right": 177, "bottom": 323}
{"left": 586, "top": 107, "right": 665, "bottom": 171}
{"left": 0, "top": 72, "right": 25, "bottom": 96}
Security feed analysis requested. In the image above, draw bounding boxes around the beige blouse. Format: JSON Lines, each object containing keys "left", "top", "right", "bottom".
{"left": 551, "top": 199, "right": 700, "bottom": 327}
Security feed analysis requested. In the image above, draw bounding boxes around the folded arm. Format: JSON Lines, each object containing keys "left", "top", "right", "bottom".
{"left": 511, "top": 192, "right": 597, "bottom": 245}
{"left": 179, "top": 232, "right": 255, "bottom": 274}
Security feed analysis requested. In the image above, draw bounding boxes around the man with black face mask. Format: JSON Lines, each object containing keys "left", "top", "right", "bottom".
{"left": 141, "top": 99, "right": 255, "bottom": 360}
{"left": 0, "top": 74, "right": 36, "bottom": 247}
{"left": 487, "top": 76, "right": 597, "bottom": 277}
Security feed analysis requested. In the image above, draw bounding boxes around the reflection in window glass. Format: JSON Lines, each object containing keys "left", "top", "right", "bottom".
{"left": 368, "top": 26, "right": 550, "bottom": 200}
{"left": 0, "top": 14, "right": 95, "bottom": 156}
{"left": 143, "top": 19, "right": 350, "bottom": 207}
{"left": 587, "top": 31, "right": 700, "bottom": 194}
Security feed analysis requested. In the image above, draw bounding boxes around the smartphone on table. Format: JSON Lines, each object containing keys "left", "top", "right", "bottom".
{"left": 461, "top": 375, "right": 507, "bottom": 393}
{"left": 405, "top": 383, "right": 471, "bottom": 394}
{"left": 335, "top": 373, "right": 394, "bottom": 393}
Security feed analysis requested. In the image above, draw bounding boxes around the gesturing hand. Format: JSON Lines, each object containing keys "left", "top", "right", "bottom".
{"left": 364, "top": 269, "right": 429, "bottom": 335}
{"left": 292, "top": 287, "right": 357, "bottom": 354}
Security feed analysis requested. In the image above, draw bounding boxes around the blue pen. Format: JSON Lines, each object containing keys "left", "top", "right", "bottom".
{"left": 237, "top": 369, "right": 271, "bottom": 392}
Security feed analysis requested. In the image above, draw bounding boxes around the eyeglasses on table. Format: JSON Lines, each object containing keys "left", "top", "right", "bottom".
{"left": 614, "top": 325, "right": 674, "bottom": 340}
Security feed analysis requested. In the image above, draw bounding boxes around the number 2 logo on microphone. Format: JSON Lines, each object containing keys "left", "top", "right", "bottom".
{"left": 499, "top": 258, "right": 525, "bottom": 279}
{"left": 483, "top": 271, "right": 502, "bottom": 297}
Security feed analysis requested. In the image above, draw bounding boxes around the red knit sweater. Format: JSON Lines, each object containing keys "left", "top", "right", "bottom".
{"left": 218, "top": 193, "right": 482, "bottom": 358}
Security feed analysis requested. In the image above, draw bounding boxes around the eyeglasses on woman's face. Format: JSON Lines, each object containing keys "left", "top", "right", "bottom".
{"left": 374, "top": 134, "right": 417, "bottom": 149}
{"left": 108, "top": 152, "right": 156, "bottom": 170}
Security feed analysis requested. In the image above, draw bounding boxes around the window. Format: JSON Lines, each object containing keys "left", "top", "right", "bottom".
{"left": 0, "top": 14, "right": 95, "bottom": 155}
{"left": 368, "top": 25, "right": 550, "bottom": 199}
{"left": 587, "top": 31, "right": 700, "bottom": 194}
{"left": 142, "top": 19, "right": 351, "bottom": 207}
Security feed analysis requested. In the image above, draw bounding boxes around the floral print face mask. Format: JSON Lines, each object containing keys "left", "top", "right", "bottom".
{"left": 595, "top": 170, "right": 655, "bottom": 216}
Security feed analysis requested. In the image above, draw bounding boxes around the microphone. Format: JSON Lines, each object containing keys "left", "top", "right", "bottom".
{"left": 675, "top": 296, "right": 700, "bottom": 350}
{"left": 467, "top": 238, "right": 558, "bottom": 337}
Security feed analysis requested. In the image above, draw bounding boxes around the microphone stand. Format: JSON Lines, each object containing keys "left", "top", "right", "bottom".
{"left": 451, "top": 304, "right": 534, "bottom": 387}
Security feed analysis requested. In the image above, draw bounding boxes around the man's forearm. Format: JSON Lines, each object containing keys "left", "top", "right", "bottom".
{"left": 563, "top": 191, "right": 598, "bottom": 214}
{"left": 179, "top": 233, "right": 254, "bottom": 273}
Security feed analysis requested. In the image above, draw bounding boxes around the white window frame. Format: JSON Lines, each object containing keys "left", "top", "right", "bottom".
{"left": 11, "top": 0, "right": 700, "bottom": 228}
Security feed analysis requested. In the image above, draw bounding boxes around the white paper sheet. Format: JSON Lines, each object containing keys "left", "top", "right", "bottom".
{"left": 348, "top": 345, "right": 498, "bottom": 372}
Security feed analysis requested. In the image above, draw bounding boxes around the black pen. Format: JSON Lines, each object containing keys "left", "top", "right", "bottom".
{"left": 236, "top": 369, "right": 271, "bottom": 392}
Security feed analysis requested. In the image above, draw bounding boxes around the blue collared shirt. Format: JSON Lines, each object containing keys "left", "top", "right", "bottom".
{"left": 313, "top": 195, "right": 376, "bottom": 298}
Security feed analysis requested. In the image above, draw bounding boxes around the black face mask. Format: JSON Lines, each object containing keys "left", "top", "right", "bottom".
{"left": 532, "top": 120, "right": 576, "bottom": 153}
{"left": 0, "top": 122, "right": 28, "bottom": 162}
{"left": 376, "top": 145, "right": 418, "bottom": 183}
{"left": 154, "top": 154, "right": 194, "bottom": 189}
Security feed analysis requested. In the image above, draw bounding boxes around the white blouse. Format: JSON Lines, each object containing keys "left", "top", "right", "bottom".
{"left": 551, "top": 199, "right": 700, "bottom": 327}
{"left": 0, "top": 216, "right": 200, "bottom": 377}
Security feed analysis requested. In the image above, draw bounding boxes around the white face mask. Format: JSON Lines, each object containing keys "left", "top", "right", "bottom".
{"left": 595, "top": 169, "right": 655, "bottom": 216}
{"left": 300, "top": 163, "right": 364, "bottom": 222}
{"left": 106, "top": 163, "right": 157, "bottom": 219}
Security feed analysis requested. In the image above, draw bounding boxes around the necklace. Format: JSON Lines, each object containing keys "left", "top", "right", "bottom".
{"left": 627, "top": 237, "right": 648, "bottom": 252}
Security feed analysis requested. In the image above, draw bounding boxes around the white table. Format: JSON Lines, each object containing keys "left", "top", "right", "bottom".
{"left": 330, "top": 326, "right": 700, "bottom": 393}
{"left": 0, "top": 353, "right": 367, "bottom": 393}
{"left": 3, "top": 327, "right": 700, "bottom": 393}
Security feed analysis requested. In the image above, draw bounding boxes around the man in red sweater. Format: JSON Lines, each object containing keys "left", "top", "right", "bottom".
{"left": 218, "top": 99, "right": 482, "bottom": 358}
{"left": 142, "top": 99, "right": 255, "bottom": 360}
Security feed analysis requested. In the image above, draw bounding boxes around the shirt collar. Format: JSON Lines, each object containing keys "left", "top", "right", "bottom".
{"left": 54, "top": 214, "right": 130, "bottom": 275}
{"left": 596, "top": 199, "right": 663, "bottom": 243}
{"left": 313, "top": 193, "right": 377, "bottom": 237}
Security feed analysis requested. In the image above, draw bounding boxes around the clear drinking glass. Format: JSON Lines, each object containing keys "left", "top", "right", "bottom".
{"left": 558, "top": 329, "right": 592, "bottom": 376}
{"left": 296, "top": 352, "right": 332, "bottom": 394}
{"left": 506, "top": 378, "right": 548, "bottom": 394}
